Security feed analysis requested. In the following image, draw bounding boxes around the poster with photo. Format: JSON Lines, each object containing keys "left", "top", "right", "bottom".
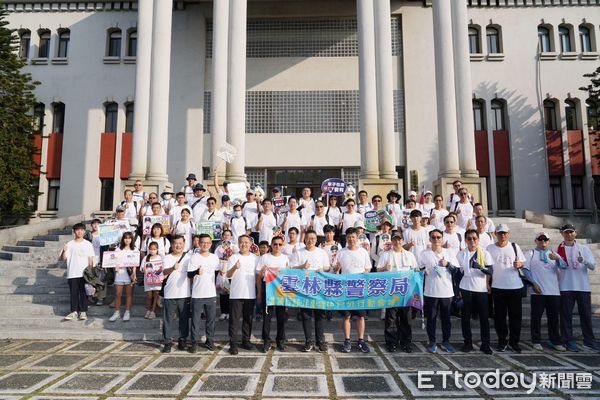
{"left": 98, "top": 220, "right": 131, "bottom": 246}
{"left": 142, "top": 215, "right": 170, "bottom": 236}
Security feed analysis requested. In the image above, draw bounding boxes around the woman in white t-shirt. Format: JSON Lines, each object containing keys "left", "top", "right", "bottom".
{"left": 109, "top": 232, "right": 139, "bottom": 322}
{"left": 141, "top": 223, "right": 171, "bottom": 257}
{"left": 140, "top": 242, "right": 163, "bottom": 320}
{"left": 171, "top": 208, "right": 195, "bottom": 252}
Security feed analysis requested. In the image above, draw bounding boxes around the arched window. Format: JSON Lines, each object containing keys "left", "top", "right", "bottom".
{"left": 52, "top": 102, "right": 65, "bottom": 133}
{"left": 125, "top": 102, "right": 134, "bottom": 132}
{"left": 565, "top": 100, "right": 578, "bottom": 130}
{"left": 33, "top": 103, "right": 45, "bottom": 133}
{"left": 468, "top": 27, "right": 480, "bottom": 54}
{"left": 19, "top": 30, "right": 30, "bottom": 59}
{"left": 538, "top": 25, "right": 552, "bottom": 52}
{"left": 57, "top": 29, "right": 70, "bottom": 58}
{"left": 486, "top": 26, "right": 501, "bottom": 54}
{"left": 472, "top": 99, "right": 485, "bottom": 131}
{"left": 107, "top": 28, "right": 122, "bottom": 57}
{"left": 127, "top": 29, "right": 137, "bottom": 57}
{"left": 558, "top": 25, "right": 572, "bottom": 52}
{"left": 105, "top": 102, "right": 118, "bottom": 133}
{"left": 579, "top": 25, "right": 593, "bottom": 52}
{"left": 491, "top": 99, "right": 506, "bottom": 131}
{"left": 38, "top": 29, "right": 51, "bottom": 58}
{"left": 544, "top": 100, "right": 558, "bottom": 131}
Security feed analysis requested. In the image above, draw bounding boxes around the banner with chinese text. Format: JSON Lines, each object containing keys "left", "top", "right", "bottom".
{"left": 266, "top": 269, "right": 423, "bottom": 310}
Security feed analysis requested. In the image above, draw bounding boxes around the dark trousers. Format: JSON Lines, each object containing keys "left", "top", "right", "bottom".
{"left": 530, "top": 294, "right": 561, "bottom": 344}
{"left": 384, "top": 307, "right": 412, "bottom": 347}
{"left": 424, "top": 296, "right": 452, "bottom": 343}
{"left": 560, "top": 291, "right": 595, "bottom": 343}
{"left": 219, "top": 293, "right": 230, "bottom": 314}
{"left": 299, "top": 308, "right": 325, "bottom": 345}
{"left": 492, "top": 288, "right": 522, "bottom": 345}
{"left": 261, "top": 285, "right": 286, "bottom": 344}
{"left": 229, "top": 298, "right": 255, "bottom": 345}
{"left": 163, "top": 297, "right": 190, "bottom": 342}
{"left": 68, "top": 277, "right": 88, "bottom": 313}
{"left": 191, "top": 297, "right": 217, "bottom": 344}
{"left": 460, "top": 289, "right": 490, "bottom": 345}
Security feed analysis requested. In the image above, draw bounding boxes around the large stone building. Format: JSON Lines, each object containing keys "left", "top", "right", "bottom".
{"left": 5, "top": 0, "right": 600, "bottom": 218}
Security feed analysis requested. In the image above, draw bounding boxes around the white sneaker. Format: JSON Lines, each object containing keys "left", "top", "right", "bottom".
{"left": 64, "top": 311, "right": 78, "bottom": 321}
{"left": 144, "top": 310, "right": 150, "bottom": 319}
{"left": 148, "top": 311, "right": 156, "bottom": 320}
{"left": 218, "top": 313, "right": 227, "bottom": 321}
{"left": 380, "top": 309, "right": 386, "bottom": 320}
{"left": 109, "top": 311, "right": 120, "bottom": 322}
{"left": 78, "top": 312, "right": 88, "bottom": 321}
{"left": 123, "top": 310, "right": 131, "bottom": 321}
{"left": 225, "top": 314, "right": 229, "bottom": 320}
{"left": 532, "top": 343, "right": 543, "bottom": 351}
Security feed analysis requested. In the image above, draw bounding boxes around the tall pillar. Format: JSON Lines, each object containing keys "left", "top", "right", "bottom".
{"left": 129, "top": 0, "right": 153, "bottom": 180}
{"left": 432, "top": 0, "right": 460, "bottom": 177}
{"left": 210, "top": 0, "right": 229, "bottom": 179}
{"left": 357, "top": 0, "right": 379, "bottom": 179}
{"left": 146, "top": 0, "right": 173, "bottom": 181}
{"left": 451, "top": 0, "right": 478, "bottom": 177}
{"left": 374, "top": 0, "right": 396, "bottom": 179}
{"left": 226, "top": 0, "right": 247, "bottom": 181}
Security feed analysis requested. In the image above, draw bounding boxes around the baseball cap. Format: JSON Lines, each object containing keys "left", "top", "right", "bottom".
{"left": 409, "top": 191, "right": 417, "bottom": 197}
{"left": 246, "top": 189, "right": 255, "bottom": 195}
{"left": 355, "top": 221, "right": 365, "bottom": 229}
{"left": 193, "top": 183, "right": 205, "bottom": 192}
{"left": 535, "top": 231, "right": 551, "bottom": 240}
{"left": 186, "top": 173, "right": 197, "bottom": 181}
{"left": 560, "top": 223, "right": 576, "bottom": 233}
{"left": 391, "top": 233, "right": 403, "bottom": 240}
{"left": 424, "top": 190, "right": 433, "bottom": 195}
{"left": 115, "top": 205, "right": 125, "bottom": 212}
{"left": 272, "top": 187, "right": 281, "bottom": 193}
{"left": 495, "top": 224, "right": 510, "bottom": 233}
{"left": 378, "top": 220, "right": 393, "bottom": 228}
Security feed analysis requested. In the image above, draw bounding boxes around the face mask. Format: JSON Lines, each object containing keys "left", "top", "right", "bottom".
{"left": 233, "top": 211, "right": 241, "bottom": 218}
{"left": 163, "top": 194, "right": 172, "bottom": 200}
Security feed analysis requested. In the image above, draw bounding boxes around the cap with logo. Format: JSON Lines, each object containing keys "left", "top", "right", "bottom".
{"left": 560, "top": 223, "right": 576, "bottom": 233}
{"left": 495, "top": 224, "right": 510, "bottom": 233}
{"left": 535, "top": 231, "right": 551, "bottom": 240}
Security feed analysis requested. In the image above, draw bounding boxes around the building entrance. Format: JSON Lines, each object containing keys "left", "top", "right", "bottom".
{"left": 267, "top": 169, "right": 341, "bottom": 198}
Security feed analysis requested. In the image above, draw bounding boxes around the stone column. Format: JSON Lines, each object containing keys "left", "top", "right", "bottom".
{"left": 432, "top": 0, "right": 460, "bottom": 177}
{"left": 226, "top": 0, "right": 247, "bottom": 181}
{"left": 129, "top": 0, "right": 153, "bottom": 180}
{"left": 357, "top": 0, "right": 379, "bottom": 179}
{"left": 210, "top": 0, "right": 229, "bottom": 178}
{"left": 374, "top": 0, "right": 396, "bottom": 179}
{"left": 451, "top": 0, "right": 478, "bottom": 177}
{"left": 146, "top": 0, "right": 173, "bottom": 181}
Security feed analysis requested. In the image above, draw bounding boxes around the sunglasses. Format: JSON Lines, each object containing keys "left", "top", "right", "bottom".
{"left": 444, "top": 221, "right": 455, "bottom": 224}
{"left": 537, "top": 238, "right": 549, "bottom": 242}
{"left": 466, "top": 237, "right": 478, "bottom": 241}
{"left": 373, "top": 199, "right": 381, "bottom": 202}
{"left": 430, "top": 236, "right": 443, "bottom": 240}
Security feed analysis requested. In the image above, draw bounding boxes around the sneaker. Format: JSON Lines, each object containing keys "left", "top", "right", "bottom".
{"left": 549, "top": 342, "right": 566, "bottom": 352}
{"left": 109, "top": 311, "right": 120, "bottom": 322}
{"left": 462, "top": 342, "right": 474, "bottom": 353}
{"left": 386, "top": 343, "right": 397, "bottom": 353}
{"left": 225, "top": 313, "right": 229, "bottom": 320}
{"left": 204, "top": 341, "right": 215, "bottom": 351}
{"left": 480, "top": 343, "right": 493, "bottom": 355}
{"left": 532, "top": 343, "right": 544, "bottom": 351}
{"left": 582, "top": 340, "right": 600, "bottom": 352}
{"left": 241, "top": 342, "right": 254, "bottom": 351}
{"left": 317, "top": 343, "right": 328, "bottom": 353}
{"left": 189, "top": 342, "right": 198, "bottom": 353}
{"left": 162, "top": 343, "right": 172, "bottom": 353}
{"left": 426, "top": 342, "right": 437, "bottom": 353}
{"left": 260, "top": 342, "right": 271, "bottom": 353}
{"left": 64, "top": 311, "right": 78, "bottom": 321}
{"left": 218, "top": 313, "right": 227, "bottom": 321}
{"left": 78, "top": 312, "right": 87, "bottom": 321}
{"left": 496, "top": 342, "right": 507, "bottom": 352}
{"left": 148, "top": 311, "right": 156, "bottom": 320}
{"left": 123, "top": 310, "right": 131, "bottom": 321}
{"left": 565, "top": 341, "right": 581, "bottom": 352}
{"left": 402, "top": 343, "right": 413, "bottom": 353}
{"left": 276, "top": 342, "right": 286, "bottom": 352}
{"left": 507, "top": 343, "right": 522, "bottom": 353}
{"left": 380, "top": 309, "right": 386, "bottom": 320}
{"left": 229, "top": 344, "right": 239, "bottom": 355}
{"left": 302, "top": 342, "right": 314, "bottom": 352}
{"left": 144, "top": 310, "right": 150, "bottom": 319}
{"left": 177, "top": 339, "right": 186, "bottom": 351}
{"left": 439, "top": 342, "right": 455, "bottom": 353}
{"left": 341, "top": 339, "right": 351, "bottom": 353}
{"left": 95, "top": 299, "right": 104, "bottom": 306}
{"left": 357, "top": 339, "right": 371, "bottom": 353}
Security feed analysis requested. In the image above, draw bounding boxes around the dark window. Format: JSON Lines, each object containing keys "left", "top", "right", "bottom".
{"left": 30, "top": 178, "right": 39, "bottom": 212}
{"left": 105, "top": 102, "right": 118, "bottom": 133}
{"left": 473, "top": 100, "right": 485, "bottom": 131}
{"left": 571, "top": 177, "right": 584, "bottom": 209}
{"left": 491, "top": 100, "right": 505, "bottom": 131}
{"left": 496, "top": 176, "right": 511, "bottom": 210}
{"left": 486, "top": 27, "right": 500, "bottom": 54}
{"left": 100, "top": 179, "right": 114, "bottom": 211}
{"left": 587, "top": 99, "right": 599, "bottom": 131}
{"left": 544, "top": 100, "right": 558, "bottom": 131}
{"left": 57, "top": 29, "right": 70, "bottom": 58}
{"left": 52, "top": 103, "right": 65, "bottom": 133}
{"left": 127, "top": 30, "right": 137, "bottom": 57}
{"left": 565, "top": 100, "right": 578, "bottom": 130}
{"left": 33, "top": 103, "right": 45, "bottom": 133}
{"left": 538, "top": 26, "right": 551, "bottom": 52}
{"left": 19, "top": 31, "right": 30, "bottom": 59}
{"left": 549, "top": 177, "right": 563, "bottom": 209}
{"left": 107, "top": 29, "right": 121, "bottom": 57}
{"left": 38, "top": 30, "right": 50, "bottom": 58}
{"left": 47, "top": 179, "right": 60, "bottom": 211}
{"left": 559, "top": 26, "right": 572, "bottom": 52}
{"left": 125, "top": 103, "right": 134, "bottom": 132}
{"left": 580, "top": 25, "right": 592, "bottom": 52}
{"left": 468, "top": 27, "right": 480, "bottom": 54}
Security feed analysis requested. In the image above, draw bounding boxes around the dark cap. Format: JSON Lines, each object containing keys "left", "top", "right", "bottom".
{"left": 115, "top": 205, "right": 125, "bottom": 212}
{"left": 386, "top": 190, "right": 401, "bottom": 202}
{"left": 560, "top": 223, "right": 576, "bottom": 233}
{"left": 272, "top": 187, "right": 281, "bottom": 193}
{"left": 391, "top": 232, "right": 403, "bottom": 240}
{"left": 378, "top": 220, "right": 393, "bottom": 228}
{"left": 221, "top": 195, "right": 230, "bottom": 202}
{"left": 193, "top": 183, "right": 205, "bottom": 192}
{"left": 186, "top": 173, "right": 197, "bottom": 181}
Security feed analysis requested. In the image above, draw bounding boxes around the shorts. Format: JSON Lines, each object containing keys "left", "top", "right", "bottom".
{"left": 343, "top": 309, "right": 366, "bottom": 318}
{"left": 144, "top": 285, "right": 161, "bottom": 292}
{"left": 114, "top": 280, "right": 133, "bottom": 286}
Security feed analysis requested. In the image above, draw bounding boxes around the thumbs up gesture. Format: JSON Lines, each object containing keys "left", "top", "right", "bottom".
{"left": 438, "top": 257, "right": 448, "bottom": 267}
{"left": 577, "top": 251, "right": 584, "bottom": 263}
{"left": 549, "top": 250, "right": 560, "bottom": 261}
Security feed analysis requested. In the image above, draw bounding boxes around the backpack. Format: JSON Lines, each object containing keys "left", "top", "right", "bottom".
{"left": 121, "top": 200, "right": 140, "bottom": 214}
{"left": 511, "top": 242, "right": 533, "bottom": 295}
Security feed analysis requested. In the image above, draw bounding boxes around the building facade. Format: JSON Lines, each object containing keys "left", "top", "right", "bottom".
{"left": 5, "top": 0, "right": 600, "bottom": 218}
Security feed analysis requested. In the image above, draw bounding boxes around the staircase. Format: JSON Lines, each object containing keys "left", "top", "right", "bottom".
{"left": 0, "top": 219, "right": 598, "bottom": 341}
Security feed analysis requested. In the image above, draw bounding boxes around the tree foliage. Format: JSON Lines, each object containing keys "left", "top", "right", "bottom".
{"left": 0, "top": 7, "right": 40, "bottom": 225}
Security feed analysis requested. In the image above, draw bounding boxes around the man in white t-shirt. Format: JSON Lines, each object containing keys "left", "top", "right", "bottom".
{"left": 161, "top": 235, "right": 192, "bottom": 353}
{"left": 256, "top": 235, "right": 290, "bottom": 352}
{"left": 257, "top": 198, "right": 279, "bottom": 245}
{"left": 60, "top": 223, "right": 95, "bottom": 321}
{"left": 298, "top": 187, "right": 316, "bottom": 218}
{"left": 121, "top": 189, "right": 141, "bottom": 226}
{"left": 309, "top": 200, "right": 329, "bottom": 245}
{"left": 132, "top": 180, "right": 148, "bottom": 205}
{"left": 442, "top": 213, "right": 465, "bottom": 258}
{"left": 419, "top": 229, "right": 460, "bottom": 354}
{"left": 227, "top": 235, "right": 259, "bottom": 354}
{"left": 334, "top": 228, "right": 372, "bottom": 353}
{"left": 474, "top": 215, "right": 494, "bottom": 249}
{"left": 487, "top": 224, "right": 526, "bottom": 353}
{"left": 339, "top": 199, "right": 364, "bottom": 247}
{"left": 357, "top": 190, "right": 373, "bottom": 215}
{"left": 457, "top": 229, "right": 494, "bottom": 354}
{"left": 429, "top": 195, "right": 449, "bottom": 230}
{"left": 170, "top": 192, "right": 193, "bottom": 227}
{"left": 187, "top": 234, "right": 221, "bottom": 352}
{"left": 451, "top": 189, "right": 473, "bottom": 230}
{"left": 242, "top": 190, "right": 260, "bottom": 244}
{"left": 554, "top": 224, "right": 599, "bottom": 352}
{"left": 467, "top": 203, "right": 495, "bottom": 233}
{"left": 189, "top": 184, "right": 208, "bottom": 223}
{"left": 403, "top": 209, "right": 429, "bottom": 260}
{"left": 376, "top": 234, "right": 418, "bottom": 353}
{"left": 446, "top": 180, "right": 473, "bottom": 210}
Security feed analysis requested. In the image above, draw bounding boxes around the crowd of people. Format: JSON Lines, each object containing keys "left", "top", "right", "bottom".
{"left": 59, "top": 175, "right": 599, "bottom": 355}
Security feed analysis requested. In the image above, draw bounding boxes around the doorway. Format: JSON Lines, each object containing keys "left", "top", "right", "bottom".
{"left": 267, "top": 169, "right": 341, "bottom": 197}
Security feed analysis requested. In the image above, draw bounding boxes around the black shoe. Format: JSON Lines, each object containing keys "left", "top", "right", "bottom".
{"left": 480, "top": 343, "right": 493, "bottom": 355}
{"left": 162, "top": 343, "right": 172, "bottom": 353}
{"left": 496, "top": 342, "right": 507, "bottom": 352}
{"left": 177, "top": 339, "right": 186, "bottom": 351}
{"left": 276, "top": 342, "right": 286, "bottom": 352}
{"left": 403, "top": 343, "right": 413, "bottom": 353}
{"left": 229, "top": 344, "right": 238, "bottom": 355}
{"left": 189, "top": 342, "right": 198, "bottom": 354}
{"left": 508, "top": 343, "right": 522, "bottom": 353}
{"left": 204, "top": 341, "right": 214, "bottom": 351}
{"left": 317, "top": 343, "right": 328, "bottom": 353}
{"left": 302, "top": 342, "right": 314, "bottom": 352}
{"left": 261, "top": 342, "right": 271, "bottom": 353}
{"left": 201, "top": 312, "right": 206, "bottom": 320}
{"left": 326, "top": 311, "right": 333, "bottom": 321}
{"left": 462, "top": 342, "right": 474, "bottom": 353}
{"left": 240, "top": 341, "right": 254, "bottom": 351}
{"left": 386, "top": 343, "right": 397, "bottom": 353}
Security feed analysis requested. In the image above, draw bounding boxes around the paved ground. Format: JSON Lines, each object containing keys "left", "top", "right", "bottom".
{"left": 0, "top": 339, "right": 598, "bottom": 399}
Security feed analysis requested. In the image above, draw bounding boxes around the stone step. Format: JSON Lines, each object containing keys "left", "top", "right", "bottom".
{"left": 0, "top": 285, "right": 70, "bottom": 294}
{"left": 0, "top": 328, "right": 162, "bottom": 341}
{"left": 0, "top": 316, "right": 160, "bottom": 330}
{"left": 32, "top": 234, "right": 73, "bottom": 242}
{"left": 48, "top": 228, "right": 74, "bottom": 236}
{"left": 0, "top": 250, "right": 60, "bottom": 261}
{"left": 16, "top": 240, "right": 64, "bottom": 249}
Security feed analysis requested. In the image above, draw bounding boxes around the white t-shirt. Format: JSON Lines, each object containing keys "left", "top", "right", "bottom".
{"left": 418, "top": 248, "right": 459, "bottom": 298}
{"left": 163, "top": 253, "right": 191, "bottom": 299}
{"left": 283, "top": 242, "right": 305, "bottom": 256}
{"left": 258, "top": 212, "right": 278, "bottom": 243}
{"left": 457, "top": 248, "right": 494, "bottom": 293}
{"left": 284, "top": 210, "right": 305, "bottom": 238}
{"left": 170, "top": 204, "right": 192, "bottom": 226}
{"left": 467, "top": 216, "right": 495, "bottom": 233}
{"left": 442, "top": 229, "right": 466, "bottom": 257}
{"left": 357, "top": 202, "right": 373, "bottom": 216}
{"left": 403, "top": 227, "right": 430, "bottom": 260}
{"left": 173, "top": 220, "right": 195, "bottom": 252}
{"left": 256, "top": 253, "right": 289, "bottom": 280}
{"left": 324, "top": 206, "right": 343, "bottom": 227}
{"left": 429, "top": 208, "right": 449, "bottom": 230}
{"left": 376, "top": 249, "right": 418, "bottom": 271}
{"left": 310, "top": 214, "right": 330, "bottom": 236}
{"left": 132, "top": 191, "right": 147, "bottom": 204}
{"left": 446, "top": 192, "right": 461, "bottom": 209}
{"left": 65, "top": 239, "right": 95, "bottom": 279}
{"left": 291, "top": 247, "right": 330, "bottom": 271}
{"left": 524, "top": 249, "right": 561, "bottom": 296}
{"left": 298, "top": 197, "right": 316, "bottom": 217}
{"left": 555, "top": 243, "right": 595, "bottom": 292}
{"left": 188, "top": 252, "right": 221, "bottom": 298}
{"left": 341, "top": 212, "right": 364, "bottom": 233}
{"left": 242, "top": 201, "right": 259, "bottom": 233}
{"left": 142, "top": 236, "right": 171, "bottom": 255}
{"left": 452, "top": 202, "right": 474, "bottom": 230}
{"left": 200, "top": 208, "right": 224, "bottom": 224}
{"left": 337, "top": 247, "right": 371, "bottom": 274}
{"left": 487, "top": 242, "right": 526, "bottom": 290}
{"left": 228, "top": 253, "right": 258, "bottom": 299}
{"left": 229, "top": 216, "right": 248, "bottom": 243}
{"left": 190, "top": 196, "right": 208, "bottom": 223}
{"left": 420, "top": 202, "right": 435, "bottom": 214}
{"left": 121, "top": 200, "right": 140, "bottom": 222}
{"left": 477, "top": 231, "right": 494, "bottom": 250}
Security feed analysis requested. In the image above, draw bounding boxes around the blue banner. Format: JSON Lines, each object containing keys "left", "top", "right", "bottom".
{"left": 265, "top": 269, "right": 424, "bottom": 310}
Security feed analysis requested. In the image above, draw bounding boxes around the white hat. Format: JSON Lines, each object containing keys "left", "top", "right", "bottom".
{"left": 409, "top": 191, "right": 417, "bottom": 197}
